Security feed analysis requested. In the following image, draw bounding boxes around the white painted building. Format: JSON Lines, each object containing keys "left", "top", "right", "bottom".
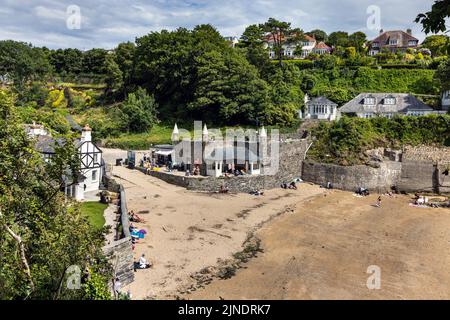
{"left": 29, "top": 123, "right": 103, "bottom": 201}
{"left": 301, "top": 95, "right": 338, "bottom": 121}
{"left": 77, "top": 125, "right": 103, "bottom": 196}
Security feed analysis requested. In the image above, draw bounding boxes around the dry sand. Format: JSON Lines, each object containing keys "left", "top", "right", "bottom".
{"left": 112, "top": 165, "right": 326, "bottom": 299}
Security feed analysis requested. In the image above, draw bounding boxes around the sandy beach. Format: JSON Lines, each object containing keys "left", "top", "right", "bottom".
{"left": 111, "top": 165, "right": 326, "bottom": 299}
{"left": 102, "top": 149, "right": 450, "bottom": 300}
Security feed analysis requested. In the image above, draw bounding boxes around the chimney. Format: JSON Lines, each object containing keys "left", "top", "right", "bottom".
{"left": 171, "top": 123, "right": 179, "bottom": 142}
{"left": 379, "top": 29, "right": 384, "bottom": 34}
{"left": 202, "top": 124, "right": 208, "bottom": 141}
{"left": 81, "top": 124, "right": 92, "bottom": 142}
{"left": 406, "top": 28, "right": 412, "bottom": 35}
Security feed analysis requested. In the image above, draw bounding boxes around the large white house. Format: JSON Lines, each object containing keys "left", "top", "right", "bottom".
{"left": 264, "top": 34, "right": 331, "bottom": 59}
{"left": 338, "top": 93, "right": 446, "bottom": 119}
{"left": 28, "top": 123, "right": 103, "bottom": 201}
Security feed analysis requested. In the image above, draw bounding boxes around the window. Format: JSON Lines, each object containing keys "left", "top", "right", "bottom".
{"left": 384, "top": 97, "right": 396, "bottom": 105}
{"left": 94, "top": 153, "right": 98, "bottom": 164}
{"left": 92, "top": 170, "right": 97, "bottom": 181}
{"left": 389, "top": 39, "right": 398, "bottom": 45}
{"left": 372, "top": 42, "right": 379, "bottom": 48}
{"left": 364, "top": 97, "right": 376, "bottom": 105}
{"left": 408, "top": 40, "right": 417, "bottom": 46}
{"left": 362, "top": 113, "right": 373, "bottom": 118}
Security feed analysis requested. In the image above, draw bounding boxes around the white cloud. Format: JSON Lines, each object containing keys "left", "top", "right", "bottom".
{"left": 0, "top": 0, "right": 435, "bottom": 49}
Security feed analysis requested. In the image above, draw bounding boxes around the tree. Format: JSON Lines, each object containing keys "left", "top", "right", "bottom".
{"left": 0, "top": 91, "right": 111, "bottom": 299}
{"left": 327, "top": 31, "right": 350, "bottom": 47}
{"left": 120, "top": 88, "right": 158, "bottom": 132}
{"left": 436, "top": 58, "right": 450, "bottom": 90}
{"left": 239, "top": 24, "right": 272, "bottom": 77}
{"left": 307, "top": 29, "right": 328, "bottom": 42}
{"left": 349, "top": 32, "right": 367, "bottom": 53}
{"left": 104, "top": 53, "right": 123, "bottom": 96}
{"left": 82, "top": 48, "right": 108, "bottom": 75}
{"left": 422, "top": 35, "right": 450, "bottom": 56}
{"left": 115, "top": 42, "right": 136, "bottom": 96}
{"left": 0, "top": 41, "right": 52, "bottom": 86}
{"left": 261, "top": 18, "right": 293, "bottom": 65}
{"left": 48, "top": 48, "right": 83, "bottom": 76}
{"left": 188, "top": 49, "right": 272, "bottom": 125}
{"left": 415, "top": 0, "right": 450, "bottom": 34}
{"left": 240, "top": 24, "right": 265, "bottom": 47}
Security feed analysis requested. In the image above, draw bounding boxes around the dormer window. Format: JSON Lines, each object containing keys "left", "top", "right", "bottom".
{"left": 384, "top": 97, "right": 396, "bottom": 105}
{"left": 408, "top": 40, "right": 417, "bottom": 46}
{"left": 372, "top": 42, "right": 379, "bottom": 48}
{"left": 389, "top": 39, "right": 398, "bottom": 45}
{"left": 364, "top": 97, "right": 376, "bottom": 105}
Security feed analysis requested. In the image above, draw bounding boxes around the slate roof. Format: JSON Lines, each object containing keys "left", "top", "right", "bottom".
{"left": 339, "top": 93, "right": 434, "bottom": 114}
{"left": 307, "top": 96, "right": 338, "bottom": 106}
{"left": 371, "top": 30, "right": 418, "bottom": 48}
{"left": 35, "top": 136, "right": 66, "bottom": 154}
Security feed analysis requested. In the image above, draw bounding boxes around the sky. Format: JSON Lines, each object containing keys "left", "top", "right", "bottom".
{"left": 0, "top": 0, "right": 438, "bottom": 50}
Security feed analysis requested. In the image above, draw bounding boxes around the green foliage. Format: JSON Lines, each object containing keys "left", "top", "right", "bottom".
{"left": 103, "top": 125, "right": 174, "bottom": 149}
{"left": 415, "top": 0, "right": 450, "bottom": 34}
{"left": 120, "top": 88, "right": 158, "bottom": 132}
{"left": 0, "top": 40, "right": 51, "bottom": 85}
{"left": 309, "top": 115, "right": 450, "bottom": 165}
{"left": 81, "top": 271, "right": 111, "bottom": 300}
{"left": 422, "top": 35, "right": 450, "bottom": 56}
{"left": 0, "top": 91, "right": 111, "bottom": 299}
{"left": 436, "top": 58, "right": 450, "bottom": 90}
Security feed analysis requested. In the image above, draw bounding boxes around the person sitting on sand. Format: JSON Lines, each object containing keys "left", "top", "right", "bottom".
{"left": 219, "top": 185, "right": 229, "bottom": 194}
{"left": 139, "top": 254, "right": 151, "bottom": 269}
{"left": 375, "top": 195, "right": 382, "bottom": 208}
{"left": 288, "top": 181, "right": 297, "bottom": 190}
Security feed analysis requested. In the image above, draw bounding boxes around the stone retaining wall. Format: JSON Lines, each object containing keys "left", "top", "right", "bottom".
{"left": 102, "top": 174, "right": 134, "bottom": 286}
{"left": 301, "top": 161, "right": 402, "bottom": 192}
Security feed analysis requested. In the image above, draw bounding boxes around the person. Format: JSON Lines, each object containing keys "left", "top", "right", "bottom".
{"left": 375, "top": 195, "right": 382, "bottom": 208}
{"left": 289, "top": 181, "right": 297, "bottom": 190}
{"left": 83, "top": 184, "right": 87, "bottom": 191}
{"left": 281, "top": 183, "right": 288, "bottom": 189}
{"left": 113, "top": 277, "right": 122, "bottom": 296}
{"left": 326, "top": 181, "right": 333, "bottom": 189}
{"left": 185, "top": 170, "right": 191, "bottom": 176}
{"left": 139, "top": 254, "right": 151, "bottom": 269}
{"left": 219, "top": 185, "right": 229, "bottom": 194}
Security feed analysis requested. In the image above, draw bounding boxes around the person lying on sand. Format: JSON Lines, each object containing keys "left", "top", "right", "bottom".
{"left": 129, "top": 211, "right": 145, "bottom": 223}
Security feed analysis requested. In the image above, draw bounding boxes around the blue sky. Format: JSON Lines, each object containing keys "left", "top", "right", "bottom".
{"left": 0, "top": 0, "right": 437, "bottom": 49}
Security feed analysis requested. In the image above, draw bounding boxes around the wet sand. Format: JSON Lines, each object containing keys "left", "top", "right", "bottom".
{"left": 188, "top": 191, "right": 450, "bottom": 300}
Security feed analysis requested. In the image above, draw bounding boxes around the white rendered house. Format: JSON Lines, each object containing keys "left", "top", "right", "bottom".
{"left": 29, "top": 123, "right": 103, "bottom": 201}
{"left": 301, "top": 96, "right": 338, "bottom": 121}
{"left": 77, "top": 125, "right": 103, "bottom": 196}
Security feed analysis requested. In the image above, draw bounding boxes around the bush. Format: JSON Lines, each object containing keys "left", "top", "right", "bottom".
{"left": 308, "top": 114, "right": 450, "bottom": 165}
